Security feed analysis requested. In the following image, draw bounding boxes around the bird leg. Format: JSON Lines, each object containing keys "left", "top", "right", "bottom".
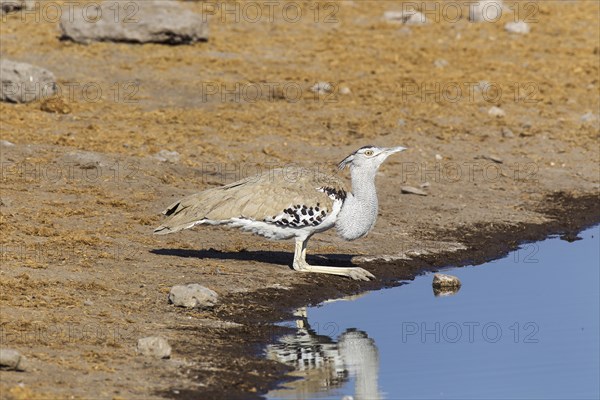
{"left": 292, "top": 238, "right": 375, "bottom": 281}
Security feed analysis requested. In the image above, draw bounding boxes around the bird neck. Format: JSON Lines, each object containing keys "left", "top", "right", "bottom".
{"left": 349, "top": 166, "right": 378, "bottom": 204}
{"left": 334, "top": 166, "right": 379, "bottom": 241}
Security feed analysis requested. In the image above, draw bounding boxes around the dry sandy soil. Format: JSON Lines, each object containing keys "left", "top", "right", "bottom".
{"left": 1, "top": 0, "right": 599, "bottom": 399}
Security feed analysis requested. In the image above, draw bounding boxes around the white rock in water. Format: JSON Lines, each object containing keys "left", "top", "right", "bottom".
{"left": 0, "top": 349, "right": 28, "bottom": 371}
{"left": 505, "top": 21, "right": 530, "bottom": 34}
{"left": 169, "top": 283, "right": 218, "bottom": 309}
{"left": 432, "top": 273, "right": 461, "bottom": 288}
{"left": 488, "top": 106, "right": 506, "bottom": 118}
{"left": 137, "top": 336, "right": 171, "bottom": 359}
{"left": 383, "top": 10, "right": 427, "bottom": 25}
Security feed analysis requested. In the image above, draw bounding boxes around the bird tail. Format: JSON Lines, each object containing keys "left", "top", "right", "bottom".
{"left": 153, "top": 196, "right": 204, "bottom": 235}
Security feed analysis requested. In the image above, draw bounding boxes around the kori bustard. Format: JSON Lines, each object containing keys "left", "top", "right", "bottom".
{"left": 154, "top": 145, "right": 406, "bottom": 280}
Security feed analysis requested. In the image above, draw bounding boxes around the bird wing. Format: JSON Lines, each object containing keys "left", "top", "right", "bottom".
{"left": 154, "top": 167, "right": 347, "bottom": 234}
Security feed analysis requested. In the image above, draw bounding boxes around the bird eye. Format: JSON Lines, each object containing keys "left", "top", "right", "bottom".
{"left": 364, "top": 150, "right": 374, "bottom": 156}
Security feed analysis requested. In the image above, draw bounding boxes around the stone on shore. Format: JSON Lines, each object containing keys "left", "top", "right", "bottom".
{"left": 136, "top": 336, "right": 171, "bottom": 359}
{"left": 169, "top": 284, "right": 218, "bottom": 309}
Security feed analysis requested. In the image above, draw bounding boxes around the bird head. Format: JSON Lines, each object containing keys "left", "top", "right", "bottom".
{"left": 338, "top": 145, "right": 407, "bottom": 171}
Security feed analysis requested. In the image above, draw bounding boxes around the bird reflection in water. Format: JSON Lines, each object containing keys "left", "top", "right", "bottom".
{"left": 266, "top": 308, "right": 382, "bottom": 400}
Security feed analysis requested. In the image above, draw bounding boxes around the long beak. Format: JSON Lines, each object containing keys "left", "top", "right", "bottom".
{"left": 382, "top": 146, "right": 407, "bottom": 155}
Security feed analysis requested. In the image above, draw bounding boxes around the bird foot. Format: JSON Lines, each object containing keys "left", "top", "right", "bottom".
{"left": 346, "top": 267, "right": 376, "bottom": 281}
{"left": 292, "top": 262, "right": 375, "bottom": 281}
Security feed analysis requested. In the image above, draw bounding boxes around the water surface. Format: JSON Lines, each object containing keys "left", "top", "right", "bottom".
{"left": 267, "top": 225, "right": 600, "bottom": 399}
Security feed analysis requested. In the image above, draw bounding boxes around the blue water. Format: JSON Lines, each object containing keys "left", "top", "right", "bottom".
{"left": 267, "top": 225, "right": 600, "bottom": 400}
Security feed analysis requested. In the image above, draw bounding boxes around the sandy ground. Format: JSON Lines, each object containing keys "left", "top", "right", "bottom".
{"left": 1, "top": 0, "right": 599, "bottom": 399}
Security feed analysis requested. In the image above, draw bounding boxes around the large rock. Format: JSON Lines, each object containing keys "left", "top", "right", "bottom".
{"left": 0, "top": 348, "right": 28, "bottom": 371}
{"left": 59, "top": 0, "right": 209, "bottom": 45}
{"left": 1, "top": 59, "right": 57, "bottom": 103}
{"left": 169, "top": 283, "right": 218, "bottom": 309}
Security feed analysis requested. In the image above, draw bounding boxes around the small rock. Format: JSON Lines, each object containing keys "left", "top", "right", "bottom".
{"left": 432, "top": 273, "right": 461, "bottom": 288}
{"left": 433, "top": 59, "right": 449, "bottom": 68}
{"left": 0, "top": 59, "right": 57, "bottom": 103}
{"left": 401, "top": 186, "right": 428, "bottom": 196}
{"left": 501, "top": 127, "right": 515, "bottom": 138}
{"left": 1, "top": 0, "right": 33, "bottom": 14}
{"left": 169, "top": 284, "right": 218, "bottom": 309}
{"left": 435, "top": 154, "right": 443, "bottom": 161}
{"left": 0, "top": 349, "right": 28, "bottom": 371}
{"left": 0, "top": 140, "right": 15, "bottom": 147}
{"left": 397, "top": 119, "right": 406, "bottom": 126}
{"left": 60, "top": 0, "right": 209, "bottom": 45}
{"left": 383, "top": 10, "right": 427, "bottom": 25}
{"left": 136, "top": 336, "right": 171, "bottom": 359}
{"left": 479, "top": 155, "right": 504, "bottom": 164}
{"left": 469, "top": 0, "right": 504, "bottom": 22}
{"left": 83, "top": 299, "right": 94, "bottom": 306}
{"left": 339, "top": 86, "right": 351, "bottom": 95}
{"left": 488, "top": 106, "right": 506, "bottom": 118}
{"left": 505, "top": 21, "right": 530, "bottom": 34}
{"left": 420, "top": 182, "right": 430, "bottom": 188}
{"left": 154, "top": 150, "right": 180, "bottom": 163}
{"left": 40, "top": 97, "right": 71, "bottom": 114}
{"left": 580, "top": 112, "right": 597, "bottom": 123}
{"left": 311, "top": 82, "right": 332, "bottom": 95}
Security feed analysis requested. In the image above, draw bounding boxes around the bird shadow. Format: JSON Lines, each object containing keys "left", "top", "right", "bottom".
{"left": 150, "top": 248, "right": 355, "bottom": 268}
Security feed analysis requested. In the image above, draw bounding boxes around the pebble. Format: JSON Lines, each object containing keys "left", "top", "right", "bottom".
{"left": 420, "top": 182, "right": 430, "bottom": 188}
{"left": 137, "top": 336, "right": 171, "bottom": 359}
{"left": 310, "top": 82, "right": 332, "bottom": 94}
{"left": 501, "top": 127, "right": 515, "bottom": 138}
{"left": 479, "top": 155, "right": 504, "bottom": 164}
{"left": 468, "top": 0, "right": 504, "bottom": 22}
{"left": 580, "top": 112, "right": 597, "bottom": 123}
{"left": 435, "top": 154, "right": 443, "bottom": 161}
{"left": 0, "top": 140, "right": 15, "bottom": 147}
{"left": 83, "top": 299, "right": 94, "bottom": 306}
{"left": 397, "top": 119, "right": 406, "bottom": 126}
{"left": 383, "top": 10, "right": 428, "bottom": 25}
{"left": 169, "top": 283, "right": 218, "bottom": 309}
{"left": 401, "top": 186, "right": 428, "bottom": 196}
{"left": 339, "top": 86, "right": 351, "bottom": 95}
{"left": 433, "top": 59, "right": 449, "bottom": 68}
{"left": 40, "top": 97, "right": 71, "bottom": 114}
{"left": 60, "top": 0, "right": 208, "bottom": 45}
{"left": 488, "top": 106, "right": 506, "bottom": 118}
{"left": 432, "top": 273, "right": 461, "bottom": 288}
{"left": 154, "top": 150, "right": 181, "bottom": 163}
{"left": 1, "top": 0, "right": 33, "bottom": 14}
{"left": 505, "top": 21, "right": 530, "bottom": 34}
{"left": 0, "top": 349, "right": 28, "bottom": 371}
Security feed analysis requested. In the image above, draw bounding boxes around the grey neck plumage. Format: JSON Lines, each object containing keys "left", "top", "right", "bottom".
{"left": 335, "top": 165, "right": 379, "bottom": 241}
